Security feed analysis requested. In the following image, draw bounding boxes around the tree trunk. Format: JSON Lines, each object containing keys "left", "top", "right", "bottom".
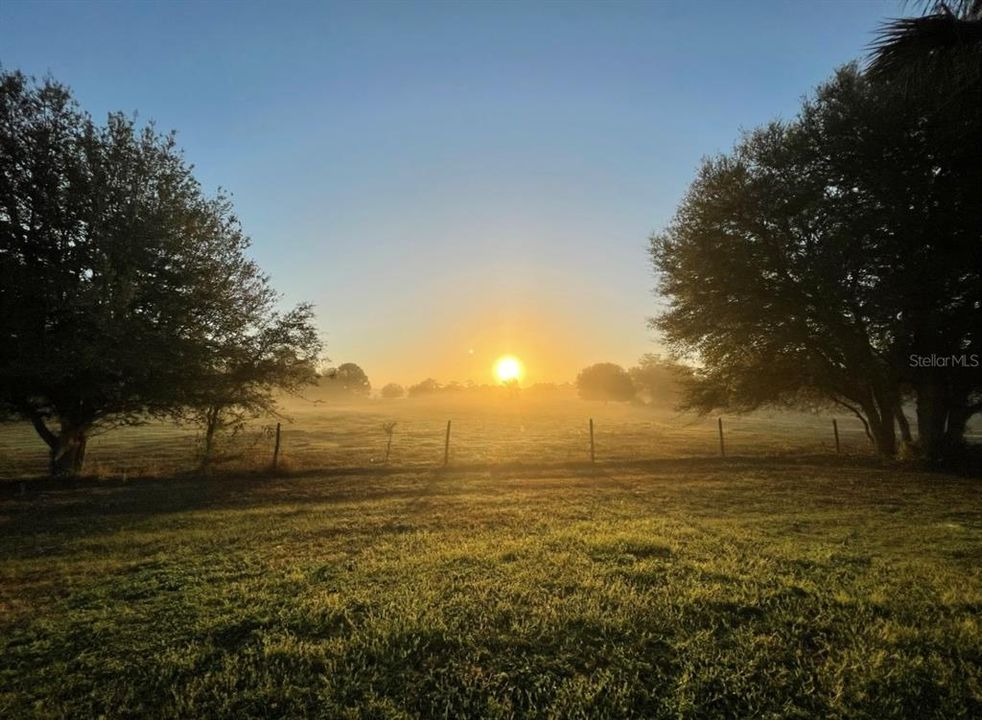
{"left": 29, "top": 413, "right": 89, "bottom": 477}
{"left": 861, "top": 392, "right": 897, "bottom": 458}
{"left": 51, "top": 432, "right": 87, "bottom": 477}
{"left": 915, "top": 379, "right": 950, "bottom": 465}
{"left": 201, "top": 406, "right": 221, "bottom": 469}
{"left": 939, "top": 401, "right": 974, "bottom": 465}
{"left": 870, "top": 415, "right": 897, "bottom": 457}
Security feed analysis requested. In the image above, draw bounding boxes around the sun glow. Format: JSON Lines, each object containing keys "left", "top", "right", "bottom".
{"left": 494, "top": 355, "right": 523, "bottom": 384}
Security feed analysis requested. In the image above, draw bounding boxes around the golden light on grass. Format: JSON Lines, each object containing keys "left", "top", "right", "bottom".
{"left": 494, "top": 355, "right": 523, "bottom": 384}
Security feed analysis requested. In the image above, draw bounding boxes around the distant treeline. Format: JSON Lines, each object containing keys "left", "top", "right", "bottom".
{"left": 313, "top": 354, "right": 691, "bottom": 407}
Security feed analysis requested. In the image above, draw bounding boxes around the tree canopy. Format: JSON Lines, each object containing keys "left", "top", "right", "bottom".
{"left": 0, "top": 71, "right": 321, "bottom": 475}
{"left": 321, "top": 363, "right": 371, "bottom": 397}
{"left": 407, "top": 378, "right": 442, "bottom": 398}
{"left": 576, "top": 363, "right": 635, "bottom": 403}
{"left": 650, "top": 64, "right": 981, "bottom": 462}
{"left": 380, "top": 382, "right": 406, "bottom": 399}
{"left": 629, "top": 354, "right": 692, "bottom": 408}
{"left": 191, "top": 303, "right": 321, "bottom": 467}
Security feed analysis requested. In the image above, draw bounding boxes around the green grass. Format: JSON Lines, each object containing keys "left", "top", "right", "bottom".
{"left": 1, "top": 458, "right": 979, "bottom": 718}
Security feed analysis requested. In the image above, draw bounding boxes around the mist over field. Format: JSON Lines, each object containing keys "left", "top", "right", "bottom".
{"left": 0, "top": 393, "right": 920, "bottom": 480}
{"left": 2, "top": 1, "right": 981, "bottom": 718}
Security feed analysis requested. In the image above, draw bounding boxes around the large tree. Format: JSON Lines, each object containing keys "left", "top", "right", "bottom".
{"left": 0, "top": 71, "right": 321, "bottom": 476}
{"left": 629, "top": 354, "right": 692, "bottom": 408}
{"left": 651, "top": 65, "right": 981, "bottom": 461}
{"left": 380, "top": 382, "right": 406, "bottom": 399}
{"left": 408, "top": 378, "right": 442, "bottom": 397}
{"left": 320, "top": 362, "right": 371, "bottom": 397}
{"left": 868, "top": 0, "right": 982, "bottom": 462}
{"left": 576, "top": 363, "right": 635, "bottom": 403}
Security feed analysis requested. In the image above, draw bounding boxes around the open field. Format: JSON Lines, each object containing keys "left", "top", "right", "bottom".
{"left": 0, "top": 397, "right": 933, "bottom": 480}
{"left": 1, "top": 458, "right": 980, "bottom": 718}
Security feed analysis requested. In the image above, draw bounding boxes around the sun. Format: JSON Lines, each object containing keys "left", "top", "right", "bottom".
{"left": 494, "top": 355, "right": 523, "bottom": 384}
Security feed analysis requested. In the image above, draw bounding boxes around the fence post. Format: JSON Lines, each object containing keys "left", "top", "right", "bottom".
{"left": 589, "top": 418, "right": 595, "bottom": 463}
{"left": 718, "top": 417, "right": 725, "bottom": 457}
{"left": 272, "top": 422, "right": 281, "bottom": 470}
{"left": 833, "top": 418, "right": 840, "bottom": 454}
{"left": 444, "top": 420, "right": 451, "bottom": 467}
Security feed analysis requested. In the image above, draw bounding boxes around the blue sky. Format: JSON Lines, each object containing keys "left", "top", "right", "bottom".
{"left": 1, "top": 0, "right": 897, "bottom": 385}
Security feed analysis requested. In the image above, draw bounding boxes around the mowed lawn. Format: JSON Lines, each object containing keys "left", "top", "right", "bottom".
{"left": 1, "top": 460, "right": 979, "bottom": 718}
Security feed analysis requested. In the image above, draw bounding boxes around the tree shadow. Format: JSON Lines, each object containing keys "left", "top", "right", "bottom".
{"left": 0, "top": 452, "right": 970, "bottom": 556}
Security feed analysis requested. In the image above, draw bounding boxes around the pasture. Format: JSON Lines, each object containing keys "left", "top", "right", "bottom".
{"left": 0, "top": 397, "right": 888, "bottom": 480}
{"left": 0, "top": 401, "right": 979, "bottom": 718}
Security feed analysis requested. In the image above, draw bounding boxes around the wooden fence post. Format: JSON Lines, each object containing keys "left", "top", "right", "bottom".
{"left": 833, "top": 418, "right": 840, "bottom": 454}
{"left": 589, "top": 418, "right": 595, "bottom": 464}
{"left": 272, "top": 422, "right": 281, "bottom": 470}
{"left": 444, "top": 420, "right": 451, "bottom": 467}
{"left": 718, "top": 417, "right": 725, "bottom": 457}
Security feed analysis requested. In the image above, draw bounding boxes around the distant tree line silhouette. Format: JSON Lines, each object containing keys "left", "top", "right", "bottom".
{"left": 367, "top": 356, "right": 688, "bottom": 406}
{"left": 380, "top": 382, "right": 406, "bottom": 399}
{"left": 575, "top": 355, "right": 691, "bottom": 405}
{"left": 317, "top": 363, "right": 371, "bottom": 398}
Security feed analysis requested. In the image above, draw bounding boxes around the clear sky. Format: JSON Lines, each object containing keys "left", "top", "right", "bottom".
{"left": 1, "top": 0, "right": 896, "bottom": 387}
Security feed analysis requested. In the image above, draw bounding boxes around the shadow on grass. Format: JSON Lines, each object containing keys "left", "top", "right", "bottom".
{"left": 0, "top": 453, "right": 976, "bottom": 554}
{"left": 2, "top": 451, "right": 890, "bottom": 494}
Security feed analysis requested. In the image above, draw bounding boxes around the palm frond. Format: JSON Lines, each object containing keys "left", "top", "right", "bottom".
{"left": 868, "top": 12, "right": 982, "bottom": 82}
{"left": 899, "top": 0, "right": 982, "bottom": 18}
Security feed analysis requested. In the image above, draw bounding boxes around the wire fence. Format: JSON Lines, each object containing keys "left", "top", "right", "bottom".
{"left": 0, "top": 403, "right": 902, "bottom": 480}
{"left": 273, "top": 413, "right": 875, "bottom": 469}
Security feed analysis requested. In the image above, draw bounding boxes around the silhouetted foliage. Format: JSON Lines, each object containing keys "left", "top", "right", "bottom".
{"left": 0, "top": 71, "right": 320, "bottom": 476}
{"left": 320, "top": 363, "right": 371, "bottom": 397}
{"left": 576, "top": 363, "right": 635, "bottom": 402}
{"left": 380, "top": 382, "right": 406, "bottom": 399}
{"left": 524, "top": 382, "right": 575, "bottom": 398}
{"left": 407, "top": 378, "right": 442, "bottom": 397}
{"left": 628, "top": 354, "right": 692, "bottom": 407}
{"left": 869, "top": 1, "right": 982, "bottom": 92}
{"left": 651, "top": 64, "right": 981, "bottom": 462}
{"left": 402, "top": 378, "right": 544, "bottom": 400}
{"left": 191, "top": 304, "right": 321, "bottom": 468}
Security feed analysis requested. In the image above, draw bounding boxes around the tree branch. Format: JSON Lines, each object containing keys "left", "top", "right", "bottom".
{"left": 28, "top": 412, "right": 57, "bottom": 449}
{"left": 832, "top": 398, "right": 874, "bottom": 443}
